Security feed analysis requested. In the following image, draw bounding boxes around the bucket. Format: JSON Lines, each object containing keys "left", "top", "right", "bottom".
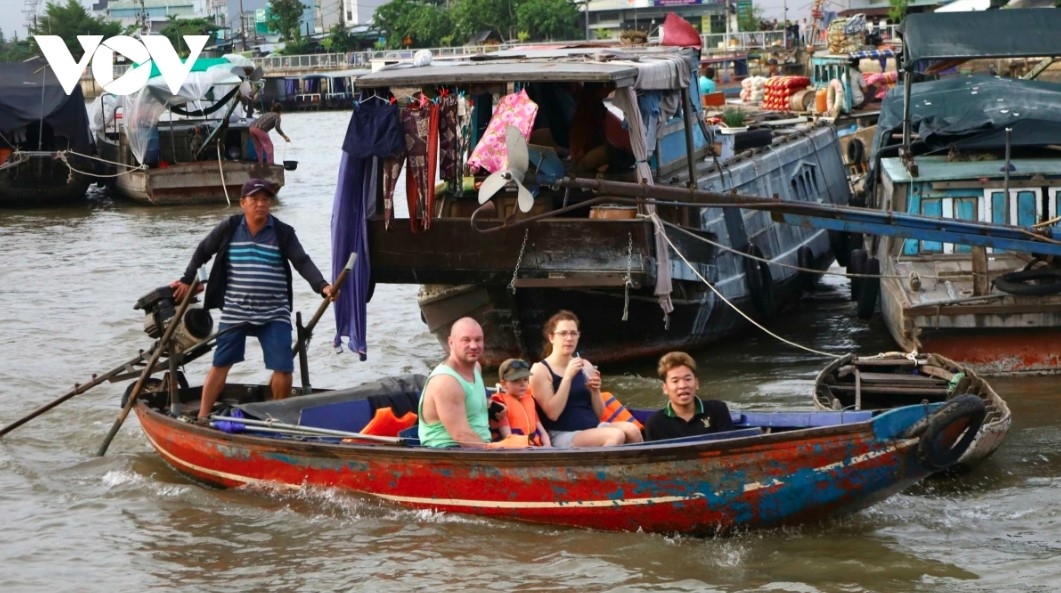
{"left": 814, "top": 88, "right": 828, "bottom": 114}
{"left": 283, "top": 160, "right": 298, "bottom": 171}
{"left": 589, "top": 205, "right": 638, "bottom": 220}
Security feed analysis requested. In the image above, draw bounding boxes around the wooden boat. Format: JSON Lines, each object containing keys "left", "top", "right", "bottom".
{"left": 813, "top": 352, "right": 1011, "bottom": 472}
{"left": 851, "top": 9, "right": 1061, "bottom": 374}
{"left": 133, "top": 373, "right": 985, "bottom": 536}
{"left": 92, "top": 55, "right": 284, "bottom": 206}
{"left": 338, "top": 25, "right": 853, "bottom": 367}
{"left": 0, "top": 61, "right": 96, "bottom": 206}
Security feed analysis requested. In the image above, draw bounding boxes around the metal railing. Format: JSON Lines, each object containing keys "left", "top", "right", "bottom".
{"left": 94, "top": 25, "right": 903, "bottom": 83}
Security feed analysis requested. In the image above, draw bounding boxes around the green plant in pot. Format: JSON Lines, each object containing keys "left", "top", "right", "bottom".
{"left": 721, "top": 107, "right": 746, "bottom": 129}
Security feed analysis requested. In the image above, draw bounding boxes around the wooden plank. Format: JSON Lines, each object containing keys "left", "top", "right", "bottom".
{"left": 828, "top": 384, "right": 950, "bottom": 396}
{"left": 367, "top": 217, "right": 654, "bottom": 286}
{"left": 853, "top": 371, "right": 948, "bottom": 384}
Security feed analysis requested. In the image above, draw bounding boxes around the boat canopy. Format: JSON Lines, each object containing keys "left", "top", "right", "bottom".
{"left": 876, "top": 75, "right": 1061, "bottom": 154}
{"left": 356, "top": 47, "right": 697, "bottom": 91}
{"left": 900, "top": 9, "right": 1061, "bottom": 67}
{"left": 92, "top": 54, "right": 251, "bottom": 165}
{"left": 0, "top": 61, "right": 93, "bottom": 154}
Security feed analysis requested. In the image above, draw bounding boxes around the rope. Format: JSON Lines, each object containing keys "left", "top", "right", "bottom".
{"left": 217, "top": 143, "right": 231, "bottom": 207}
{"left": 659, "top": 218, "right": 892, "bottom": 281}
{"left": 54, "top": 150, "right": 147, "bottom": 179}
{"left": 651, "top": 213, "right": 842, "bottom": 359}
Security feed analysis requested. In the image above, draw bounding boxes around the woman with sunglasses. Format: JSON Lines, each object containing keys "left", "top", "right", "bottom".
{"left": 529, "top": 310, "right": 644, "bottom": 448}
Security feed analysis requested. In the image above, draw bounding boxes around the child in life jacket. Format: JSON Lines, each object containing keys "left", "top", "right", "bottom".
{"left": 492, "top": 358, "right": 551, "bottom": 447}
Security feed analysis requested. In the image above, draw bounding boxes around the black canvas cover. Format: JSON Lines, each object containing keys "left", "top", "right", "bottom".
{"left": 873, "top": 75, "right": 1061, "bottom": 157}
{"left": 0, "top": 61, "right": 93, "bottom": 153}
{"left": 900, "top": 9, "right": 1061, "bottom": 66}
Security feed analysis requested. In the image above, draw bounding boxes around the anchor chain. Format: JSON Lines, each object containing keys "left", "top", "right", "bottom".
{"left": 508, "top": 228, "right": 530, "bottom": 294}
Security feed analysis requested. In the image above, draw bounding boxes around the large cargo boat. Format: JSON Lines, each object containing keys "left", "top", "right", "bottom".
{"left": 332, "top": 34, "right": 853, "bottom": 366}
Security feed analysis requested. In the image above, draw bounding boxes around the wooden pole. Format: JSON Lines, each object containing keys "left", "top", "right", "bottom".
{"left": 0, "top": 349, "right": 164, "bottom": 438}
{"left": 96, "top": 278, "right": 201, "bottom": 457}
{"left": 290, "top": 252, "right": 356, "bottom": 394}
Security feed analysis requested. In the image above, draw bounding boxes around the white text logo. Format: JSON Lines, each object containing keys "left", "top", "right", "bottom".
{"left": 35, "top": 35, "right": 209, "bottom": 96}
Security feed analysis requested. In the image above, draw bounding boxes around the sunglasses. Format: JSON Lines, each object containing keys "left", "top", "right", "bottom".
{"left": 505, "top": 360, "right": 530, "bottom": 371}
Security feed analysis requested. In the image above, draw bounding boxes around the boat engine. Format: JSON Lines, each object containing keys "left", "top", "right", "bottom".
{"left": 134, "top": 285, "right": 213, "bottom": 353}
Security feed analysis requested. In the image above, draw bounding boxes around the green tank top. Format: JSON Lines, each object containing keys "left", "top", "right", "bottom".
{"left": 417, "top": 363, "right": 491, "bottom": 448}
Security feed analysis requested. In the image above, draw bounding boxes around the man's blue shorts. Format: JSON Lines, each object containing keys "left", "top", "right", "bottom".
{"left": 212, "top": 320, "right": 293, "bottom": 372}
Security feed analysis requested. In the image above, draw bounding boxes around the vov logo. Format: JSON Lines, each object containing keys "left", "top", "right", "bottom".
{"left": 35, "top": 35, "right": 209, "bottom": 96}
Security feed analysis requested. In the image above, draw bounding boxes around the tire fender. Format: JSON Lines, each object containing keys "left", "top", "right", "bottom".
{"left": 848, "top": 248, "right": 868, "bottom": 302}
{"left": 827, "top": 78, "right": 844, "bottom": 115}
{"left": 797, "top": 246, "right": 817, "bottom": 293}
{"left": 856, "top": 257, "right": 880, "bottom": 320}
{"left": 915, "top": 394, "right": 987, "bottom": 471}
{"left": 846, "top": 138, "right": 866, "bottom": 167}
{"left": 742, "top": 244, "right": 775, "bottom": 317}
{"left": 829, "top": 230, "right": 850, "bottom": 267}
{"left": 993, "top": 268, "right": 1061, "bottom": 296}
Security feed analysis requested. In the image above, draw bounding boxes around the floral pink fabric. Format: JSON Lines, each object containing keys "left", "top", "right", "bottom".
{"left": 466, "top": 89, "right": 539, "bottom": 174}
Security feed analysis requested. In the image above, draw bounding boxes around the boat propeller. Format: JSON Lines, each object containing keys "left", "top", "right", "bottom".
{"left": 478, "top": 125, "right": 535, "bottom": 213}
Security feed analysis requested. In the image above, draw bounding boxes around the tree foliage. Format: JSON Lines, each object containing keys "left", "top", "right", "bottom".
{"left": 267, "top": 0, "right": 305, "bottom": 42}
{"left": 373, "top": 0, "right": 453, "bottom": 49}
{"left": 516, "top": 0, "right": 581, "bottom": 41}
{"left": 0, "top": 32, "right": 36, "bottom": 63}
{"left": 326, "top": 23, "right": 358, "bottom": 53}
{"left": 737, "top": 4, "right": 765, "bottom": 33}
{"left": 373, "top": 0, "right": 590, "bottom": 47}
{"left": 29, "top": 0, "right": 122, "bottom": 59}
{"left": 888, "top": 0, "right": 908, "bottom": 23}
{"left": 450, "top": 0, "right": 518, "bottom": 42}
{"left": 160, "top": 16, "right": 219, "bottom": 57}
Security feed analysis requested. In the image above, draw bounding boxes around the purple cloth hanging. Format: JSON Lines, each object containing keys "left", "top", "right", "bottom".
{"left": 331, "top": 103, "right": 404, "bottom": 360}
{"left": 331, "top": 152, "right": 372, "bottom": 360}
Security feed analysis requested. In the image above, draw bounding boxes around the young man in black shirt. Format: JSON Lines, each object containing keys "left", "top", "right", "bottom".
{"left": 643, "top": 351, "right": 734, "bottom": 441}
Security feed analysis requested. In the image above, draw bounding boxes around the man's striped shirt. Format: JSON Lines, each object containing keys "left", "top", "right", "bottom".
{"left": 220, "top": 218, "right": 290, "bottom": 326}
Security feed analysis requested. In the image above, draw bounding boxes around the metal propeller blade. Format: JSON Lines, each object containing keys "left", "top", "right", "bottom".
{"left": 503, "top": 125, "right": 536, "bottom": 212}
{"left": 478, "top": 171, "right": 508, "bottom": 204}
{"left": 516, "top": 183, "right": 535, "bottom": 213}
{"left": 506, "top": 125, "right": 529, "bottom": 175}
{"left": 476, "top": 125, "right": 535, "bottom": 210}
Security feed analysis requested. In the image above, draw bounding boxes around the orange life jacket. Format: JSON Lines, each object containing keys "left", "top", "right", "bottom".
{"left": 491, "top": 391, "right": 545, "bottom": 446}
{"left": 598, "top": 391, "right": 644, "bottom": 429}
{"left": 360, "top": 406, "right": 418, "bottom": 437}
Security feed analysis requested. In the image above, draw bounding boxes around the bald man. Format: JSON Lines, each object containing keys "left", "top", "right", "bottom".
{"left": 417, "top": 317, "right": 493, "bottom": 448}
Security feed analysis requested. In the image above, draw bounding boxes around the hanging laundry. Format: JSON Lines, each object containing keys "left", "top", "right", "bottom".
{"left": 438, "top": 94, "right": 461, "bottom": 192}
{"left": 399, "top": 103, "right": 439, "bottom": 232}
{"left": 331, "top": 100, "right": 405, "bottom": 361}
{"left": 466, "top": 89, "right": 538, "bottom": 174}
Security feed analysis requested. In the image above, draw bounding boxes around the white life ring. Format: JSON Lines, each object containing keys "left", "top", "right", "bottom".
{"left": 826, "top": 78, "right": 844, "bottom": 115}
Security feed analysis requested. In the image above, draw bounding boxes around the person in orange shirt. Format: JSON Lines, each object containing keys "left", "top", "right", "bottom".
{"left": 492, "top": 358, "right": 551, "bottom": 447}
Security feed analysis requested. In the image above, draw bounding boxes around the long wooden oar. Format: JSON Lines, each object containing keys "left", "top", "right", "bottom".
{"left": 293, "top": 252, "right": 356, "bottom": 393}
{"left": 96, "top": 278, "right": 201, "bottom": 457}
{"left": 209, "top": 414, "right": 402, "bottom": 444}
{"left": 0, "top": 350, "right": 168, "bottom": 438}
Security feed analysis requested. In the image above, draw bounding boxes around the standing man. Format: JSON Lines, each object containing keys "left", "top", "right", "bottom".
{"left": 644, "top": 351, "right": 734, "bottom": 441}
{"left": 172, "top": 179, "right": 333, "bottom": 422}
{"left": 417, "top": 317, "right": 493, "bottom": 448}
{"left": 698, "top": 66, "right": 717, "bottom": 96}
{"left": 249, "top": 103, "right": 289, "bottom": 164}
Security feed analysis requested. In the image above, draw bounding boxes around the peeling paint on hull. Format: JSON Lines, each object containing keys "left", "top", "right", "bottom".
{"left": 136, "top": 403, "right": 955, "bottom": 536}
